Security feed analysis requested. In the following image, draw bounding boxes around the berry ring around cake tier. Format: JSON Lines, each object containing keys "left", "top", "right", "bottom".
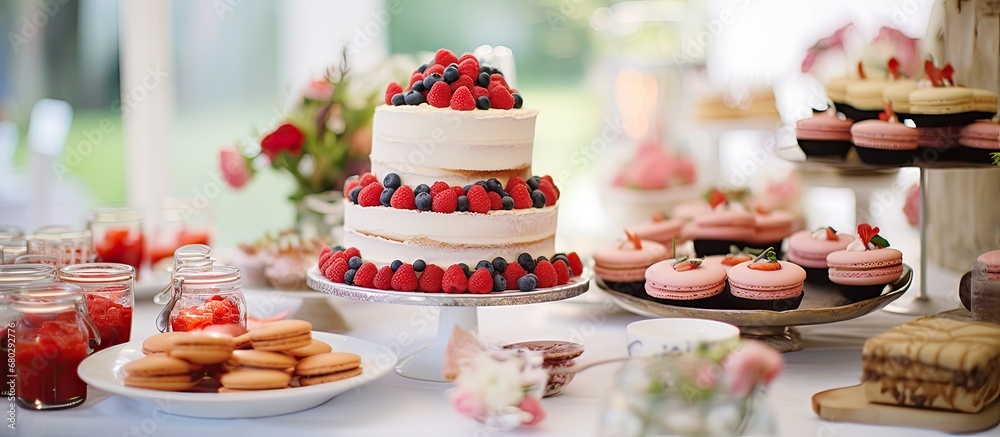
{"left": 306, "top": 266, "right": 589, "bottom": 382}
{"left": 597, "top": 264, "right": 912, "bottom": 352}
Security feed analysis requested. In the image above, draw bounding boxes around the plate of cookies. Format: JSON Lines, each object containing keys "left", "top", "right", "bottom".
{"left": 77, "top": 320, "right": 397, "bottom": 418}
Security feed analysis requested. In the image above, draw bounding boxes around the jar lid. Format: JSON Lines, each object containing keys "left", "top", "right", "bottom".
{"left": 59, "top": 263, "right": 135, "bottom": 284}
{"left": 89, "top": 204, "right": 144, "bottom": 222}
{"left": 0, "top": 264, "right": 57, "bottom": 286}
{"left": 174, "top": 265, "right": 240, "bottom": 286}
{"left": 11, "top": 283, "right": 85, "bottom": 313}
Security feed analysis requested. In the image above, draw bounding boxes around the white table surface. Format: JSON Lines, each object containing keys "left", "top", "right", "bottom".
{"left": 13, "top": 264, "right": 997, "bottom": 437}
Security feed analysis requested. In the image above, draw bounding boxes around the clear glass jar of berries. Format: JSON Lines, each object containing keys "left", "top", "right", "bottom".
{"left": 89, "top": 205, "right": 145, "bottom": 280}
{"left": 168, "top": 265, "right": 245, "bottom": 332}
{"left": 11, "top": 283, "right": 101, "bottom": 410}
{"left": 58, "top": 263, "right": 135, "bottom": 351}
{"left": 27, "top": 226, "right": 95, "bottom": 266}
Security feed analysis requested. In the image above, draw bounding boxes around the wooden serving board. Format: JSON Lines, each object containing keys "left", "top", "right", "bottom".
{"left": 812, "top": 384, "right": 1000, "bottom": 433}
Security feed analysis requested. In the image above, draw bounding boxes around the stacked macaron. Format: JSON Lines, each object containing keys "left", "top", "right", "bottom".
{"left": 958, "top": 120, "right": 1000, "bottom": 164}
{"left": 795, "top": 109, "right": 854, "bottom": 159}
{"left": 123, "top": 320, "right": 363, "bottom": 392}
{"left": 826, "top": 224, "right": 903, "bottom": 302}
{"left": 786, "top": 227, "right": 855, "bottom": 283}
{"left": 971, "top": 250, "right": 1000, "bottom": 323}
{"left": 593, "top": 230, "right": 672, "bottom": 296}
{"left": 644, "top": 256, "right": 728, "bottom": 308}
{"left": 683, "top": 190, "right": 755, "bottom": 257}
{"left": 502, "top": 340, "right": 584, "bottom": 397}
{"left": 726, "top": 247, "right": 806, "bottom": 311}
{"left": 628, "top": 213, "right": 685, "bottom": 248}
{"left": 850, "top": 106, "right": 918, "bottom": 165}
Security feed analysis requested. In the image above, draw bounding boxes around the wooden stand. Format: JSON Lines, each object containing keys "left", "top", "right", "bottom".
{"left": 813, "top": 384, "right": 1000, "bottom": 433}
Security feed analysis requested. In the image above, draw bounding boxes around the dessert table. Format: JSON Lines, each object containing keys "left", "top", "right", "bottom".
{"left": 14, "top": 263, "right": 988, "bottom": 437}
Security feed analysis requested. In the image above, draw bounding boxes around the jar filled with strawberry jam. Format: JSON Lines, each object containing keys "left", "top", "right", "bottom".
{"left": 0, "top": 265, "right": 57, "bottom": 400}
{"left": 12, "top": 283, "right": 100, "bottom": 410}
{"left": 58, "top": 263, "right": 134, "bottom": 351}
{"left": 89, "top": 206, "right": 145, "bottom": 280}
{"left": 168, "top": 265, "right": 245, "bottom": 332}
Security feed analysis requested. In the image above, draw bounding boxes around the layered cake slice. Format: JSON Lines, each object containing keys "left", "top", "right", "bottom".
{"left": 862, "top": 316, "right": 1000, "bottom": 413}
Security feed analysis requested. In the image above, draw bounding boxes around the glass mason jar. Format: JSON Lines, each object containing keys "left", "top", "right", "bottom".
{"left": 14, "top": 254, "right": 58, "bottom": 266}
{"left": 168, "top": 265, "right": 245, "bottom": 332}
{"left": 28, "top": 226, "right": 95, "bottom": 267}
{"left": 149, "top": 197, "right": 214, "bottom": 271}
{"left": 0, "top": 226, "right": 23, "bottom": 241}
{"left": 58, "top": 263, "right": 135, "bottom": 351}
{"left": 89, "top": 205, "right": 145, "bottom": 280}
{"left": 0, "top": 264, "right": 57, "bottom": 343}
{"left": 1, "top": 238, "right": 28, "bottom": 265}
{"left": 11, "top": 283, "right": 101, "bottom": 410}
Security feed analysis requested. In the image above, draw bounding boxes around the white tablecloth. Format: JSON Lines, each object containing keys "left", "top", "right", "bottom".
{"left": 13, "top": 265, "right": 996, "bottom": 437}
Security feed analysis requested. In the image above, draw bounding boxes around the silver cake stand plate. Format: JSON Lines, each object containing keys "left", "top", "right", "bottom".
{"left": 306, "top": 266, "right": 590, "bottom": 382}
{"left": 601, "top": 264, "right": 913, "bottom": 352}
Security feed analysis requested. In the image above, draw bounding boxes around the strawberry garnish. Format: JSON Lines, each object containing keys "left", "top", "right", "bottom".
{"left": 353, "top": 262, "right": 378, "bottom": 288}
{"left": 424, "top": 64, "right": 445, "bottom": 77}
{"left": 466, "top": 185, "right": 491, "bottom": 214}
{"left": 566, "top": 252, "right": 584, "bottom": 278}
{"left": 472, "top": 86, "right": 490, "bottom": 100}
{"left": 427, "top": 81, "right": 452, "bottom": 108}
{"left": 467, "top": 268, "right": 493, "bottom": 294}
{"left": 671, "top": 256, "right": 703, "bottom": 272}
{"left": 857, "top": 61, "right": 866, "bottom": 79}
{"left": 432, "top": 188, "right": 458, "bottom": 213}
{"left": 457, "top": 53, "right": 477, "bottom": 65}
{"left": 390, "top": 264, "right": 418, "bottom": 292}
{"left": 418, "top": 264, "right": 445, "bottom": 293}
{"left": 358, "top": 173, "right": 377, "bottom": 187}
{"left": 722, "top": 254, "right": 752, "bottom": 266}
{"left": 358, "top": 182, "right": 384, "bottom": 207}
{"left": 458, "top": 58, "right": 479, "bottom": 80}
{"left": 747, "top": 247, "right": 781, "bottom": 271}
{"left": 373, "top": 265, "right": 394, "bottom": 290}
{"left": 449, "top": 86, "right": 476, "bottom": 111}
{"left": 824, "top": 227, "right": 837, "bottom": 241}
{"left": 552, "top": 260, "right": 571, "bottom": 285}
{"left": 385, "top": 82, "right": 402, "bottom": 105}
{"left": 344, "top": 247, "right": 361, "bottom": 260}
{"left": 407, "top": 73, "right": 424, "bottom": 90}
{"left": 430, "top": 181, "right": 451, "bottom": 197}
{"left": 390, "top": 185, "right": 416, "bottom": 209}
{"left": 434, "top": 49, "right": 459, "bottom": 67}
{"left": 343, "top": 180, "right": 360, "bottom": 200}
{"left": 887, "top": 58, "right": 900, "bottom": 80}
{"left": 503, "top": 262, "right": 527, "bottom": 290}
{"left": 754, "top": 205, "right": 770, "bottom": 215}
{"left": 748, "top": 262, "right": 781, "bottom": 271}
{"left": 651, "top": 212, "right": 668, "bottom": 223}
{"left": 533, "top": 260, "right": 558, "bottom": 288}
{"left": 941, "top": 63, "right": 954, "bottom": 85}
{"left": 509, "top": 183, "right": 532, "bottom": 209}
{"left": 879, "top": 102, "right": 896, "bottom": 122}
{"left": 857, "top": 224, "right": 879, "bottom": 247}
{"left": 489, "top": 86, "right": 514, "bottom": 110}
{"left": 449, "top": 76, "right": 475, "bottom": 94}
{"left": 442, "top": 264, "right": 468, "bottom": 294}
{"left": 707, "top": 188, "right": 727, "bottom": 210}
{"left": 624, "top": 230, "right": 642, "bottom": 250}
{"left": 487, "top": 191, "right": 503, "bottom": 210}
{"left": 536, "top": 178, "right": 558, "bottom": 206}
{"left": 324, "top": 258, "right": 349, "bottom": 283}
{"left": 489, "top": 73, "right": 509, "bottom": 89}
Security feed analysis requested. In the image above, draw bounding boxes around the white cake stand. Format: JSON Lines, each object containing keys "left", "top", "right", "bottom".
{"left": 306, "top": 266, "right": 590, "bottom": 382}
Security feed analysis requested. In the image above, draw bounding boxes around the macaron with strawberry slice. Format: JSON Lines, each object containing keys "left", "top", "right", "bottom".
{"left": 826, "top": 224, "right": 903, "bottom": 302}
{"left": 726, "top": 247, "right": 806, "bottom": 310}
{"left": 644, "top": 255, "right": 728, "bottom": 309}
{"left": 593, "top": 230, "right": 671, "bottom": 296}
{"left": 787, "top": 226, "right": 855, "bottom": 284}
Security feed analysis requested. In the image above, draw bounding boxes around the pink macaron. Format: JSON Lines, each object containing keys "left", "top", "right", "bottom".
{"left": 826, "top": 224, "right": 903, "bottom": 302}
{"left": 644, "top": 258, "right": 728, "bottom": 308}
{"left": 743, "top": 210, "right": 795, "bottom": 256}
{"left": 629, "top": 215, "right": 684, "bottom": 247}
{"left": 796, "top": 110, "right": 854, "bottom": 159}
{"left": 685, "top": 200, "right": 755, "bottom": 257}
{"left": 593, "top": 234, "right": 672, "bottom": 296}
{"left": 787, "top": 228, "right": 855, "bottom": 282}
{"left": 976, "top": 250, "right": 1000, "bottom": 281}
{"left": 851, "top": 119, "right": 918, "bottom": 166}
{"left": 958, "top": 120, "right": 1000, "bottom": 164}
{"left": 726, "top": 254, "right": 806, "bottom": 311}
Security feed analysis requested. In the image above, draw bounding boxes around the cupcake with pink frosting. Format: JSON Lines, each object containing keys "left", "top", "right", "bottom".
{"left": 787, "top": 227, "right": 855, "bottom": 284}
{"left": 593, "top": 230, "right": 672, "bottom": 296}
{"left": 826, "top": 224, "right": 903, "bottom": 302}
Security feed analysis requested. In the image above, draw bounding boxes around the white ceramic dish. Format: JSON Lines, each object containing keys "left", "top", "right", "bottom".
{"left": 78, "top": 332, "right": 397, "bottom": 418}
{"left": 626, "top": 318, "right": 740, "bottom": 356}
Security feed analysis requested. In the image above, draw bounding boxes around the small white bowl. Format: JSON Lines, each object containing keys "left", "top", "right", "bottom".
{"left": 626, "top": 318, "right": 740, "bottom": 356}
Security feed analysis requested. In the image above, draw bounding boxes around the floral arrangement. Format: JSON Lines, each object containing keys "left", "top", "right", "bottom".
{"left": 444, "top": 326, "right": 549, "bottom": 430}
{"left": 802, "top": 24, "right": 920, "bottom": 80}
{"left": 601, "top": 340, "right": 783, "bottom": 436}
{"left": 219, "top": 51, "right": 416, "bottom": 201}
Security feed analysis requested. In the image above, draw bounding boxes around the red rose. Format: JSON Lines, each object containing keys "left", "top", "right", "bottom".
{"left": 260, "top": 123, "right": 305, "bottom": 161}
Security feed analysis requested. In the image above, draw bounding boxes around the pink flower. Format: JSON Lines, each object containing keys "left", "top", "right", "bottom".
{"left": 303, "top": 79, "right": 334, "bottom": 101}
{"left": 873, "top": 27, "right": 920, "bottom": 78}
{"left": 452, "top": 389, "right": 486, "bottom": 419}
{"left": 219, "top": 148, "right": 252, "bottom": 189}
{"left": 802, "top": 24, "right": 853, "bottom": 73}
{"left": 903, "top": 183, "right": 919, "bottom": 226}
{"left": 675, "top": 155, "right": 697, "bottom": 185}
{"left": 724, "top": 341, "right": 784, "bottom": 396}
{"left": 260, "top": 123, "right": 305, "bottom": 161}
{"left": 517, "top": 396, "right": 546, "bottom": 426}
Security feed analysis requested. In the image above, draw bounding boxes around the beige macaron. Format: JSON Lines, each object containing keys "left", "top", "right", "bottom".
{"left": 299, "top": 367, "right": 363, "bottom": 387}
{"left": 142, "top": 332, "right": 185, "bottom": 355}
{"left": 231, "top": 349, "right": 298, "bottom": 370}
{"left": 123, "top": 374, "right": 200, "bottom": 391}
{"left": 167, "top": 333, "right": 234, "bottom": 365}
{"left": 295, "top": 352, "right": 361, "bottom": 377}
{"left": 219, "top": 368, "right": 292, "bottom": 390}
{"left": 250, "top": 320, "right": 313, "bottom": 351}
{"left": 124, "top": 354, "right": 201, "bottom": 377}
{"left": 285, "top": 339, "right": 333, "bottom": 358}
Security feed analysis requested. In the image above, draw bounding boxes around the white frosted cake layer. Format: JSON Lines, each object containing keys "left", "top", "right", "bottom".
{"left": 369, "top": 105, "right": 538, "bottom": 187}
{"left": 343, "top": 202, "right": 557, "bottom": 266}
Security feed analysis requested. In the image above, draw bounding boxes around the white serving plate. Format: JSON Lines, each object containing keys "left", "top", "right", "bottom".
{"left": 78, "top": 332, "right": 397, "bottom": 419}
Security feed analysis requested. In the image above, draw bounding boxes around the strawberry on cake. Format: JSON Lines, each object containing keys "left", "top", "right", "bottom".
{"left": 316, "top": 49, "right": 583, "bottom": 294}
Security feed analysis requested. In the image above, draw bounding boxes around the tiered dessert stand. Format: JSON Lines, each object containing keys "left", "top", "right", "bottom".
{"left": 307, "top": 266, "right": 590, "bottom": 382}
{"left": 777, "top": 145, "right": 997, "bottom": 315}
